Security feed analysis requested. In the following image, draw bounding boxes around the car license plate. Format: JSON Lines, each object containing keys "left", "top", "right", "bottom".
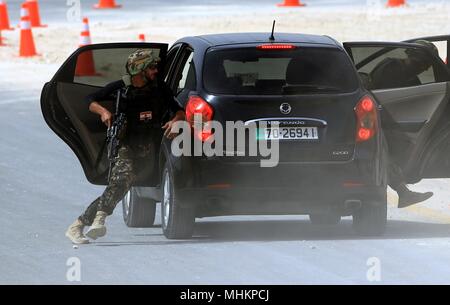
{"left": 257, "top": 127, "right": 319, "bottom": 140}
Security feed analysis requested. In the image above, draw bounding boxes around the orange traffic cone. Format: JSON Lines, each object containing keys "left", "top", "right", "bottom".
{"left": 78, "top": 17, "right": 92, "bottom": 47}
{"left": 386, "top": 0, "right": 405, "bottom": 7}
{"left": 19, "top": 3, "right": 37, "bottom": 57}
{"left": 75, "top": 18, "right": 99, "bottom": 76}
{"left": 278, "top": 0, "right": 306, "bottom": 7}
{"left": 93, "top": 0, "right": 121, "bottom": 9}
{"left": 0, "top": 0, "right": 14, "bottom": 30}
{"left": 138, "top": 33, "right": 145, "bottom": 42}
{"left": 26, "top": 0, "right": 46, "bottom": 27}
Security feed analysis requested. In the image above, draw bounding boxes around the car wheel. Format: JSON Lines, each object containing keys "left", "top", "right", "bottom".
{"left": 122, "top": 187, "right": 156, "bottom": 228}
{"left": 309, "top": 213, "right": 341, "bottom": 225}
{"left": 161, "top": 162, "right": 195, "bottom": 239}
{"left": 352, "top": 196, "right": 387, "bottom": 236}
{"left": 353, "top": 139, "right": 388, "bottom": 236}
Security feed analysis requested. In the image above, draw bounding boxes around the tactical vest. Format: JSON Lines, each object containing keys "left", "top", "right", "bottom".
{"left": 120, "top": 83, "right": 168, "bottom": 148}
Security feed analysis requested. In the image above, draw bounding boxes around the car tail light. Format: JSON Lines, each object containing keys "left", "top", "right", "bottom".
{"left": 186, "top": 96, "right": 214, "bottom": 142}
{"left": 256, "top": 44, "right": 297, "bottom": 50}
{"left": 355, "top": 96, "right": 377, "bottom": 142}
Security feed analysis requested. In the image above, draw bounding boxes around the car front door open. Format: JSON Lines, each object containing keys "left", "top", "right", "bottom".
{"left": 41, "top": 43, "right": 169, "bottom": 185}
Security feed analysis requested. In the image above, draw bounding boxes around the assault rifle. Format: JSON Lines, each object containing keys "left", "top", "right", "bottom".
{"left": 106, "top": 88, "right": 128, "bottom": 182}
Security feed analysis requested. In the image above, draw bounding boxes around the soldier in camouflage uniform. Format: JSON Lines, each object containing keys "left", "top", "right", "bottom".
{"left": 65, "top": 49, "right": 185, "bottom": 244}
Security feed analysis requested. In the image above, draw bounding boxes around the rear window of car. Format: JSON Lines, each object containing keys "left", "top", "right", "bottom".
{"left": 203, "top": 46, "right": 359, "bottom": 95}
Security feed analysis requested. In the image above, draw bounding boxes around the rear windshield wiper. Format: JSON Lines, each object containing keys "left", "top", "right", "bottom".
{"left": 282, "top": 84, "right": 341, "bottom": 94}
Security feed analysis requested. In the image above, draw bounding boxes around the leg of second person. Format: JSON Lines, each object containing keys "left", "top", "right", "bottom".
{"left": 388, "top": 161, "right": 433, "bottom": 208}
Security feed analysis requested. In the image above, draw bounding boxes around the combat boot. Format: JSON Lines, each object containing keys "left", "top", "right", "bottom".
{"left": 398, "top": 190, "right": 433, "bottom": 208}
{"left": 86, "top": 211, "right": 108, "bottom": 240}
{"left": 65, "top": 219, "right": 89, "bottom": 244}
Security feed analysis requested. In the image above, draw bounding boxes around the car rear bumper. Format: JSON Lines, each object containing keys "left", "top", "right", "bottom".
{"left": 178, "top": 185, "right": 385, "bottom": 217}
{"left": 171, "top": 154, "right": 386, "bottom": 217}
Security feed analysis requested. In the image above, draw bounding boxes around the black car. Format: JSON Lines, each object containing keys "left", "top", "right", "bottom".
{"left": 41, "top": 33, "right": 450, "bottom": 239}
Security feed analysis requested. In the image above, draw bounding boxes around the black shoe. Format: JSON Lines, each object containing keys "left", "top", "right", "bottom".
{"left": 398, "top": 191, "right": 433, "bottom": 208}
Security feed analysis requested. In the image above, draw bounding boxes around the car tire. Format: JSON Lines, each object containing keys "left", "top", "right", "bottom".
{"left": 161, "top": 162, "right": 195, "bottom": 239}
{"left": 352, "top": 196, "right": 387, "bottom": 236}
{"left": 122, "top": 187, "right": 156, "bottom": 228}
{"left": 309, "top": 213, "right": 341, "bottom": 225}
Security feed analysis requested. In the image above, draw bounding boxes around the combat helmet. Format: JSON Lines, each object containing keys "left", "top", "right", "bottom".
{"left": 126, "top": 49, "right": 161, "bottom": 76}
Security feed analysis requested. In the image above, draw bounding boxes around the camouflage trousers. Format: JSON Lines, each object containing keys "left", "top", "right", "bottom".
{"left": 79, "top": 145, "right": 144, "bottom": 226}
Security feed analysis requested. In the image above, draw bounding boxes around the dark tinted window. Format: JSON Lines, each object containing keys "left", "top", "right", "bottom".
{"left": 164, "top": 45, "right": 181, "bottom": 82}
{"left": 203, "top": 47, "right": 358, "bottom": 95}
{"left": 350, "top": 45, "right": 447, "bottom": 90}
{"left": 175, "top": 51, "right": 196, "bottom": 95}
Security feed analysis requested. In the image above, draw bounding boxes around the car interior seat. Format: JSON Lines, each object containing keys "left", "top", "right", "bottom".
{"left": 207, "top": 63, "right": 242, "bottom": 93}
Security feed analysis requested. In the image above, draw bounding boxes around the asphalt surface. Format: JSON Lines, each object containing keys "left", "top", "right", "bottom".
{"left": 0, "top": 68, "right": 450, "bottom": 284}
{"left": 1, "top": 0, "right": 450, "bottom": 285}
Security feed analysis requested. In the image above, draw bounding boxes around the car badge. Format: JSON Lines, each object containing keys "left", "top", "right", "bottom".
{"left": 280, "top": 103, "right": 291, "bottom": 115}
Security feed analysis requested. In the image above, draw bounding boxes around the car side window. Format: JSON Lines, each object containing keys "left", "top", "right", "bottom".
{"left": 351, "top": 45, "right": 443, "bottom": 90}
{"left": 72, "top": 47, "right": 163, "bottom": 87}
{"left": 174, "top": 51, "right": 196, "bottom": 95}
{"left": 163, "top": 45, "right": 181, "bottom": 83}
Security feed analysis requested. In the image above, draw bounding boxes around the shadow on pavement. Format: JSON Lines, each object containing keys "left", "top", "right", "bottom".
{"left": 93, "top": 218, "right": 450, "bottom": 246}
{"left": 192, "top": 219, "right": 450, "bottom": 241}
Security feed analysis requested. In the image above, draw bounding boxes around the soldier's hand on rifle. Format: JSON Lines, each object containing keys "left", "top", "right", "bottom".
{"left": 89, "top": 101, "right": 113, "bottom": 128}
{"left": 101, "top": 110, "right": 113, "bottom": 128}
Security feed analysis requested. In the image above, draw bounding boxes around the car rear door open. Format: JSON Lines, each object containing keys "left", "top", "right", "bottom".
{"left": 344, "top": 41, "right": 450, "bottom": 182}
{"left": 40, "top": 43, "right": 169, "bottom": 186}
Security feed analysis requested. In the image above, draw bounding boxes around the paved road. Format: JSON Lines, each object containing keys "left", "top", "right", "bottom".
{"left": 0, "top": 63, "right": 450, "bottom": 284}
{"left": 4, "top": 0, "right": 435, "bottom": 24}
